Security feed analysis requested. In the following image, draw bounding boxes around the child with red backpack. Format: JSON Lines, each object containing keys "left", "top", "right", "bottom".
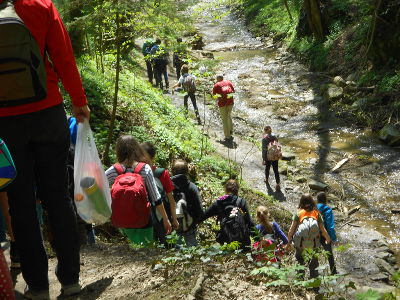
{"left": 105, "top": 135, "right": 171, "bottom": 245}
{"left": 287, "top": 195, "right": 331, "bottom": 282}
{"left": 262, "top": 126, "right": 282, "bottom": 191}
{"left": 253, "top": 206, "right": 288, "bottom": 263}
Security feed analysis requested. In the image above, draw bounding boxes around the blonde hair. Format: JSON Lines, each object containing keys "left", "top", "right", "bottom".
{"left": 256, "top": 206, "right": 274, "bottom": 234}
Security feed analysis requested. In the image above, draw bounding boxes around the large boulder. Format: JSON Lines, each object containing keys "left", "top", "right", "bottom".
{"left": 379, "top": 124, "right": 400, "bottom": 146}
{"left": 308, "top": 180, "right": 328, "bottom": 191}
{"left": 333, "top": 76, "right": 346, "bottom": 87}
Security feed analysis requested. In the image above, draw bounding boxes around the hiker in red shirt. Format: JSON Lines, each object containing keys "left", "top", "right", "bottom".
{"left": 0, "top": 0, "right": 89, "bottom": 298}
{"left": 212, "top": 75, "right": 235, "bottom": 141}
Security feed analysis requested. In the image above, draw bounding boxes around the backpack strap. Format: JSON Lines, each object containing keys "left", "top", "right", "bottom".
{"left": 133, "top": 162, "right": 146, "bottom": 174}
{"left": 113, "top": 163, "right": 125, "bottom": 175}
{"left": 153, "top": 167, "right": 165, "bottom": 179}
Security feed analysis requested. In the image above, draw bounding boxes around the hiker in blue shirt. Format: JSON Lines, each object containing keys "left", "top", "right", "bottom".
{"left": 142, "top": 39, "right": 155, "bottom": 84}
{"left": 317, "top": 192, "right": 337, "bottom": 274}
{"left": 150, "top": 39, "right": 169, "bottom": 91}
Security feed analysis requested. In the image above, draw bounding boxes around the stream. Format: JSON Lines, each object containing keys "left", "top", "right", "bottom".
{"left": 171, "top": 2, "right": 400, "bottom": 288}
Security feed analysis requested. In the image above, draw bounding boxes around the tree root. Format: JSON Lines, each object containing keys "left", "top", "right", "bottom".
{"left": 187, "top": 273, "right": 207, "bottom": 300}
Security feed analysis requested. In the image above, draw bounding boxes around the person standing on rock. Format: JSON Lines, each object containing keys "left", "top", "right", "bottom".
{"left": 0, "top": 0, "right": 90, "bottom": 298}
{"left": 262, "top": 126, "right": 281, "bottom": 191}
{"left": 212, "top": 75, "right": 235, "bottom": 142}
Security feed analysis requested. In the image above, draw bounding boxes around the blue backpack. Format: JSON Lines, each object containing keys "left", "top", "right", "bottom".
{"left": 0, "top": 139, "right": 16, "bottom": 189}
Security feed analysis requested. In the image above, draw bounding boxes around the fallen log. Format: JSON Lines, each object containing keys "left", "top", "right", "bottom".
{"left": 331, "top": 158, "right": 349, "bottom": 172}
{"left": 187, "top": 273, "right": 207, "bottom": 300}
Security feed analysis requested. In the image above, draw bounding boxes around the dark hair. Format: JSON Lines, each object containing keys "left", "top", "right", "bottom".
{"left": 181, "top": 64, "right": 189, "bottom": 74}
{"left": 298, "top": 194, "right": 316, "bottom": 211}
{"left": 155, "top": 38, "right": 161, "bottom": 44}
{"left": 216, "top": 75, "right": 224, "bottom": 81}
{"left": 317, "top": 192, "right": 327, "bottom": 204}
{"left": 172, "top": 159, "right": 189, "bottom": 175}
{"left": 264, "top": 126, "right": 271, "bottom": 133}
{"left": 225, "top": 179, "right": 239, "bottom": 196}
{"left": 115, "top": 135, "right": 150, "bottom": 166}
{"left": 177, "top": 37, "right": 182, "bottom": 43}
{"left": 141, "top": 142, "right": 156, "bottom": 159}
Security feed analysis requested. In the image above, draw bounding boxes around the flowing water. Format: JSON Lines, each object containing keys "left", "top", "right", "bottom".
{"left": 190, "top": 4, "right": 400, "bottom": 275}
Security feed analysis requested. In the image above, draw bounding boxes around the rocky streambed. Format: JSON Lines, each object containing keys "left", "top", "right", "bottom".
{"left": 169, "top": 2, "right": 400, "bottom": 291}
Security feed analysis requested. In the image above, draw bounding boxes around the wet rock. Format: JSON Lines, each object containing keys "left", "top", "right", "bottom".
{"left": 277, "top": 115, "right": 289, "bottom": 121}
{"left": 375, "top": 246, "right": 394, "bottom": 255}
{"left": 391, "top": 208, "right": 400, "bottom": 214}
{"left": 379, "top": 124, "right": 400, "bottom": 146}
{"left": 201, "top": 51, "right": 214, "bottom": 59}
{"left": 351, "top": 98, "right": 370, "bottom": 109}
{"left": 371, "top": 273, "right": 390, "bottom": 282}
{"left": 375, "top": 251, "right": 391, "bottom": 260}
{"left": 333, "top": 76, "right": 346, "bottom": 87}
{"left": 346, "top": 80, "right": 356, "bottom": 86}
{"left": 281, "top": 152, "right": 295, "bottom": 161}
{"left": 296, "top": 176, "right": 307, "bottom": 183}
{"left": 308, "top": 180, "right": 328, "bottom": 191}
{"left": 327, "top": 193, "right": 341, "bottom": 203}
{"left": 375, "top": 258, "right": 396, "bottom": 275}
{"left": 324, "top": 84, "right": 343, "bottom": 100}
{"left": 346, "top": 73, "right": 358, "bottom": 82}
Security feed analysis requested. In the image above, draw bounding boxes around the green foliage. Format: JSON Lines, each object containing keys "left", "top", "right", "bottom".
{"left": 355, "top": 289, "right": 381, "bottom": 300}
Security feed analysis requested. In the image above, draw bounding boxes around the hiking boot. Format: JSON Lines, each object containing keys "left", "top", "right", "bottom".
{"left": 60, "top": 283, "right": 81, "bottom": 296}
{"left": 10, "top": 241, "right": 21, "bottom": 269}
{"left": 24, "top": 286, "right": 50, "bottom": 300}
{"left": 196, "top": 116, "right": 202, "bottom": 125}
{"left": 276, "top": 184, "right": 281, "bottom": 192}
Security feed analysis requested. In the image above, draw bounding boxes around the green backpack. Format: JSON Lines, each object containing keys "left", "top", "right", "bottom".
{"left": 0, "top": 0, "right": 47, "bottom": 108}
{"left": 0, "top": 139, "right": 16, "bottom": 189}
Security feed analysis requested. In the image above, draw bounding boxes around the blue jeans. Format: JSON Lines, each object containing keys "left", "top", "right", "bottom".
{"left": 177, "top": 228, "right": 198, "bottom": 247}
{"left": 0, "top": 104, "right": 80, "bottom": 290}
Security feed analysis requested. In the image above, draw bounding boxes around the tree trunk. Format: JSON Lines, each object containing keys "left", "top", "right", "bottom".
{"left": 368, "top": 0, "right": 400, "bottom": 67}
{"left": 283, "top": 0, "right": 293, "bottom": 21}
{"left": 103, "top": 5, "right": 121, "bottom": 166}
{"left": 303, "top": 0, "right": 325, "bottom": 40}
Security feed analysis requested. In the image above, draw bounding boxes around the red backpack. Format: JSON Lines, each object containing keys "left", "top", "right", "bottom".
{"left": 111, "top": 163, "right": 150, "bottom": 228}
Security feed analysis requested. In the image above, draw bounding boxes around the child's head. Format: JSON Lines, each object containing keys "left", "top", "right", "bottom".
{"left": 177, "top": 37, "right": 182, "bottom": 43}
{"left": 298, "top": 194, "right": 316, "bottom": 211}
{"left": 216, "top": 74, "right": 224, "bottom": 82}
{"left": 181, "top": 64, "right": 189, "bottom": 74}
{"left": 155, "top": 38, "right": 161, "bottom": 44}
{"left": 172, "top": 159, "right": 189, "bottom": 176}
{"left": 264, "top": 126, "right": 272, "bottom": 134}
{"left": 317, "top": 192, "right": 327, "bottom": 204}
{"left": 115, "top": 135, "right": 150, "bottom": 165}
{"left": 141, "top": 142, "right": 156, "bottom": 161}
{"left": 225, "top": 179, "right": 239, "bottom": 196}
{"left": 256, "top": 206, "right": 270, "bottom": 223}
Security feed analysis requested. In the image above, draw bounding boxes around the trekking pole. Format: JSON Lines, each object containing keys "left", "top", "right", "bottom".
{"left": 200, "top": 89, "right": 206, "bottom": 159}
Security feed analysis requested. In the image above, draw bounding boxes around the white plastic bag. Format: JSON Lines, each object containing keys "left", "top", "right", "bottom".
{"left": 74, "top": 120, "right": 112, "bottom": 224}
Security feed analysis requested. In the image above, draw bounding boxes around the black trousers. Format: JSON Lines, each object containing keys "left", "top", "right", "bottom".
{"left": 154, "top": 63, "right": 169, "bottom": 89}
{"left": 145, "top": 60, "right": 153, "bottom": 83}
{"left": 321, "top": 237, "right": 337, "bottom": 274}
{"left": 295, "top": 248, "right": 319, "bottom": 280}
{"left": 184, "top": 92, "right": 200, "bottom": 118}
{"left": 265, "top": 160, "right": 280, "bottom": 184}
{"left": 0, "top": 104, "right": 80, "bottom": 290}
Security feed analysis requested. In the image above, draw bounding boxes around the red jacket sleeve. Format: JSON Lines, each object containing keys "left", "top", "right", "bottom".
{"left": 160, "top": 169, "right": 174, "bottom": 194}
{"left": 46, "top": 2, "right": 87, "bottom": 107}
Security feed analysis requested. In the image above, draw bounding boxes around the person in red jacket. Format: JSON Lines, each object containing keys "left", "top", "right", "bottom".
{"left": 0, "top": 0, "right": 89, "bottom": 298}
{"left": 212, "top": 75, "right": 235, "bottom": 141}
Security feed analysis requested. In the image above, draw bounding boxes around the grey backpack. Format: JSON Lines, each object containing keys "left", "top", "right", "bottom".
{"left": 0, "top": 0, "right": 47, "bottom": 107}
{"left": 293, "top": 217, "right": 320, "bottom": 249}
{"left": 182, "top": 74, "right": 196, "bottom": 93}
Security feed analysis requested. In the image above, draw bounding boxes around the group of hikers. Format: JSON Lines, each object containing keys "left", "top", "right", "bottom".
{"left": 142, "top": 38, "right": 236, "bottom": 140}
{"left": 0, "top": 0, "right": 339, "bottom": 298}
